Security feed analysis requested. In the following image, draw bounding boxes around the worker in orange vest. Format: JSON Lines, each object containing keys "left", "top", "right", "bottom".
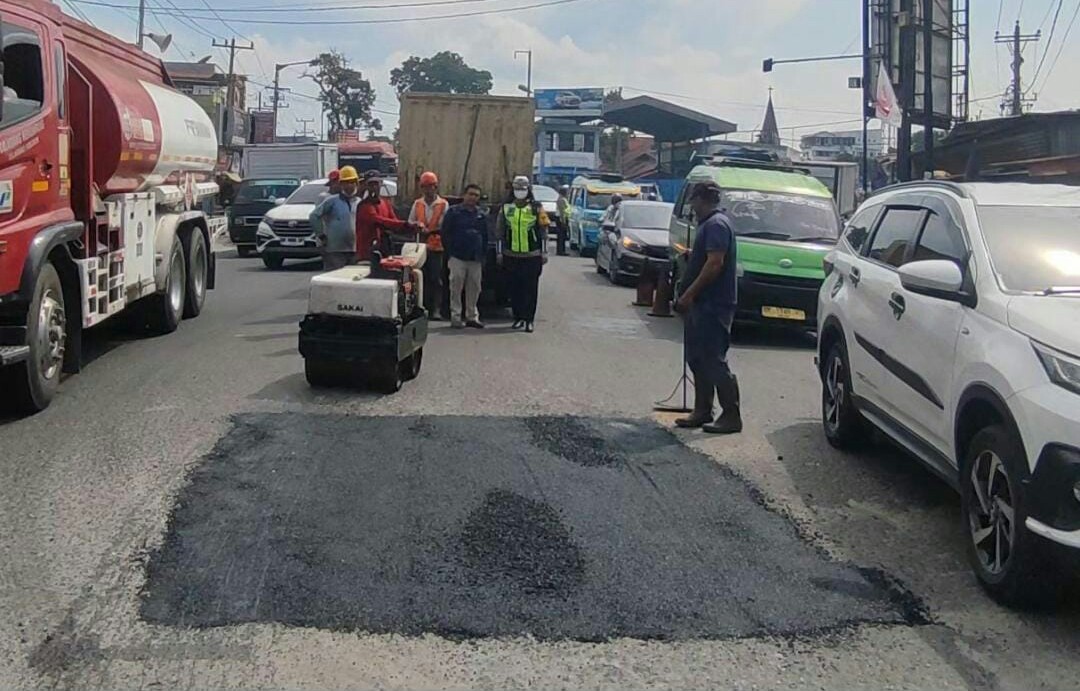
{"left": 408, "top": 171, "right": 450, "bottom": 321}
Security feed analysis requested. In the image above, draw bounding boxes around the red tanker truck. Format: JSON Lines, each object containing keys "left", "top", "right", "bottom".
{"left": 0, "top": 0, "right": 225, "bottom": 413}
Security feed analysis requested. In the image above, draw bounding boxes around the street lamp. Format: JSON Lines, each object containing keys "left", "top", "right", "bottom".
{"left": 272, "top": 59, "right": 320, "bottom": 143}
{"left": 514, "top": 49, "right": 533, "bottom": 96}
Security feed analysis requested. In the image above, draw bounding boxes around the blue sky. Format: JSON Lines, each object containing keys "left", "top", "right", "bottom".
{"left": 68, "top": 0, "right": 1080, "bottom": 143}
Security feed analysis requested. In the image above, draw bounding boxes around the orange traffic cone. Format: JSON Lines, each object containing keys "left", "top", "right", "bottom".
{"left": 633, "top": 261, "right": 656, "bottom": 307}
{"left": 648, "top": 261, "right": 674, "bottom": 318}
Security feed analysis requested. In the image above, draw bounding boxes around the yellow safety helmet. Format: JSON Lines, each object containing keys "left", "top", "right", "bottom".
{"left": 338, "top": 166, "right": 360, "bottom": 183}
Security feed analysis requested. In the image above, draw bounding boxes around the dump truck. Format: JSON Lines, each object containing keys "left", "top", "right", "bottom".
{"left": 397, "top": 93, "right": 535, "bottom": 201}
{"left": 0, "top": 0, "right": 226, "bottom": 413}
{"left": 397, "top": 93, "right": 535, "bottom": 306}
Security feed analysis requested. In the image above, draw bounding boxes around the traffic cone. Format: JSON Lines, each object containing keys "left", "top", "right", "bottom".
{"left": 633, "top": 261, "right": 656, "bottom": 307}
{"left": 648, "top": 261, "right": 675, "bottom": 318}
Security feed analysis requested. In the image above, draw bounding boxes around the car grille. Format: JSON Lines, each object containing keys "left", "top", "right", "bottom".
{"left": 243, "top": 216, "right": 263, "bottom": 226}
{"left": 270, "top": 220, "right": 313, "bottom": 237}
{"left": 743, "top": 271, "right": 821, "bottom": 291}
{"left": 643, "top": 245, "right": 668, "bottom": 259}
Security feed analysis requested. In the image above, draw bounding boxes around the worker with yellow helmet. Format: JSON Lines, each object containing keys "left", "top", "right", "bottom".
{"left": 309, "top": 165, "right": 361, "bottom": 271}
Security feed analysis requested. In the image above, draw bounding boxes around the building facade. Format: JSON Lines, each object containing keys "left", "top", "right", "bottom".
{"left": 800, "top": 128, "right": 885, "bottom": 161}
{"left": 165, "top": 61, "right": 248, "bottom": 147}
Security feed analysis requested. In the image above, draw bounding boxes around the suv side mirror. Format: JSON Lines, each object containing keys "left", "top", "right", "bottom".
{"left": 274, "top": 197, "right": 287, "bottom": 206}
{"left": 899, "top": 259, "right": 965, "bottom": 300}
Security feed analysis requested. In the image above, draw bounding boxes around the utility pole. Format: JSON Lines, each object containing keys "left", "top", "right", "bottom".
{"left": 136, "top": 0, "right": 146, "bottom": 49}
{"left": 212, "top": 38, "right": 254, "bottom": 147}
{"left": 272, "top": 59, "right": 319, "bottom": 143}
{"left": 995, "top": 21, "right": 1040, "bottom": 116}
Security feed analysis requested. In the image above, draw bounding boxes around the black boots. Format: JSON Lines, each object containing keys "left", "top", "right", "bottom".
{"left": 675, "top": 376, "right": 714, "bottom": 428}
{"left": 703, "top": 374, "right": 742, "bottom": 434}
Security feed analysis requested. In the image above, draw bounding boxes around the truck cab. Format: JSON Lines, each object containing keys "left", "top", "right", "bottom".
{"left": 1, "top": 1, "right": 223, "bottom": 414}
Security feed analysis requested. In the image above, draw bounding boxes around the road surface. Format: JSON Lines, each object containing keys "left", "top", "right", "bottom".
{"left": 1, "top": 249, "right": 1078, "bottom": 689}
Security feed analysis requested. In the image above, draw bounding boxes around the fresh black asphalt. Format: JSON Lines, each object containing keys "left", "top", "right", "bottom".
{"left": 140, "top": 413, "right": 918, "bottom": 640}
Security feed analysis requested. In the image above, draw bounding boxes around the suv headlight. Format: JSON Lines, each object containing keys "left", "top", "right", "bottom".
{"left": 1033, "top": 341, "right": 1080, "bottom": 395}
{"left": 621, "top": 236, "right": 644, "bottom": 253}
{"left": 256, "top": 221, "right": 274, "bottom": 239}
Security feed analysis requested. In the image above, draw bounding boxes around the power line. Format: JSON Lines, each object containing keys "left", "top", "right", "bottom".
{"left": 71, "top": 0, "right": 587, "bottom": 24}
{"left": 156, "top": 0, "right": 222, "bottom": 38}
{"left": 1028, "top": 0, "right": 1064, "bottom": 89}
{"left": 63, "top": 0, "right": 97, "bottom": 25}
{"left": 996, "top": 0, "right": 1005, "bottom": 31}
{"left": 1038, "top": 0, "right": 1080, "bottom": 89}
{"left": 75, "top": 0, "right": 496, "bottom": 12}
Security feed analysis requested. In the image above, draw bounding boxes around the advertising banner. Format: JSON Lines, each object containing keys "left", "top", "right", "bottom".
{"left": 535, "top": 88, "right": 604, "bottom": 118}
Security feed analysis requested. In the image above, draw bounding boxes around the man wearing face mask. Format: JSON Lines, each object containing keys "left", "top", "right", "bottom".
{"left": 309, "top": 166, "right": 360, "bottom": 271}
{"left": 497, "top": 176, "right": 550, "bottom": 332}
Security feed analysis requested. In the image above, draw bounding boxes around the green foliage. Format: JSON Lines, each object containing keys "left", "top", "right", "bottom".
{"left": 308, "top": 50, "right": 382, "bottom": 134}
{"left": 390, "top": 51, "right": 493, "bottom": 95}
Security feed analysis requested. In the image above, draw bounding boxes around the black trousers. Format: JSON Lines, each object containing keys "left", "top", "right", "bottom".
{"left": 684, "top": 304, "right": 734, "bottom": 384}
{"left": 422, "top": 250, "right": 447, "bottom": 318}
{"left": 505, "top": 255, "right": 543, "bottom": 322}
{"left": 555, "top": 219, "right": 568, "bottom": 255}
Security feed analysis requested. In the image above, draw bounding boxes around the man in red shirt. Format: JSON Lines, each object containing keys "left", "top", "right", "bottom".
{"left": 356, "top": 170, "right": 412, "bottom": 261}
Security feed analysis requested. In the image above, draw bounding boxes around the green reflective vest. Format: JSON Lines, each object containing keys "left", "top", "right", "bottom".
{"left": 503, "top": 203, "right": 542, "bottom": 254}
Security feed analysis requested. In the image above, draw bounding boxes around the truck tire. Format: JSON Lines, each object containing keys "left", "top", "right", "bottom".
{"left": 147, "top": 238, "right": 187, "bottom": 334}
{"left": 6, "top": 263, "right": 66, "bottom": 414}
{"left": 262, "top": 255, "right": 284, "bottom": 270}
{"left": 182, "top": 228, "right": 208, "bottom": 319}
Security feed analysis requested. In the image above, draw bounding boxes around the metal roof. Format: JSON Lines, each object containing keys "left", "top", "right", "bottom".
{"left": 603, "top": 96, "right": 736, "bottom": 142}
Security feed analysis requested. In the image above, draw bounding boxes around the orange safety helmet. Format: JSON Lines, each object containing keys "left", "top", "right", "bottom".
{"left": 419, "top": 171, "right": 439, "bottom": 187}
{"left": 327, "top": 169, "right": 341, "bottom": 182}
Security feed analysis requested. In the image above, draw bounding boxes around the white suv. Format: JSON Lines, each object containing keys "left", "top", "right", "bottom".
{"left": 817, "top": 181, "right": 1080, "bottom": 605}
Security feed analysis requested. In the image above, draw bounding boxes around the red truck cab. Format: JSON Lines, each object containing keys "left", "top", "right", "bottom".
{"left": 1, "top": 1, "right": 222, "bottom": 414}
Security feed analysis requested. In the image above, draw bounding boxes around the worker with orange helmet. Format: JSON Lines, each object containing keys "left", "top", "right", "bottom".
{"left": 408, "top": 171, "right": 450, "bottom": 320}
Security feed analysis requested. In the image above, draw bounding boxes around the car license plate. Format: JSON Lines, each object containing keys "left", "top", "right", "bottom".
{"left": 761, "top": 306, "right": 806, "bottom": 321}
{"left": 281, "top": 237, "right": 304, "bottom": 247}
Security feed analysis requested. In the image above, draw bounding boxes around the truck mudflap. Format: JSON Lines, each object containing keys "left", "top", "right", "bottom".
{"left": 298, "top": 311, "right": 428, "bottom": 365}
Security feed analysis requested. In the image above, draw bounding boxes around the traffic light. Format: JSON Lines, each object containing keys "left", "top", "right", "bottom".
{"left": 762, "top": 58, "right": 774, "bottom": 73}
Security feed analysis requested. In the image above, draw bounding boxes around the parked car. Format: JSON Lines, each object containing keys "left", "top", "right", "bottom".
{"left": 670, "top": 158, "right": 842, "bottom": 329}
{"left": 532, "top": 184, "right": 560, "bottom": 218}
{"left": 255, "top": 180, "right": 329, "bottom": 269}
{"left": 227, "top": 178, "right": 301, "bottom": 257}
{"left": 817, "top": 180, "right": 1080, "bottom": 605}
{"left": 596, "top": 201, "right": 674, "bottom": 285}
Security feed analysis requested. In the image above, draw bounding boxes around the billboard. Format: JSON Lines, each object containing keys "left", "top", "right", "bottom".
{"left": 535, "top": 88, "right": 604, "bottom": 118}
{"left": 869, "top": 0, "right": 956, "bottom": 129}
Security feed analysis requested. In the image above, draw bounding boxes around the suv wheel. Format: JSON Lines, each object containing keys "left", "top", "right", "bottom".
{"left": 961, "top": 425, "right": 1059, "bottom": 606}
{"left": 822, "top": 339, "right": 866, "bottom": 448}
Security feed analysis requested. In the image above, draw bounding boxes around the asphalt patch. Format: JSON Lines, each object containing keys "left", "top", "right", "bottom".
{"left": 141, "top": 413, "right": 920, "bottom": 640}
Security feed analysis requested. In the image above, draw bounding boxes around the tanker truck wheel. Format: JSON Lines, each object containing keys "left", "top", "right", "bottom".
{"left": 182, "top": 228, "right": 208, "bottom": 319}
{"left": 6, "top": 263, "right": 66, "bottom": 413}
{"left": 147, "top": 238, "right": 186, "bottom": 334}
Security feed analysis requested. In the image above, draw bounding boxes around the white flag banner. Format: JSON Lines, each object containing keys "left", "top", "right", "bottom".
{"left": 874, "top": 63, "right": 903, "bottom": 128}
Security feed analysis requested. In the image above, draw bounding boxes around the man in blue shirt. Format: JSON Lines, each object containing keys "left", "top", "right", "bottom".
{"left": 442, "top": 183, "right": 489, "bottom": 329}
{"left": 309, "top": 166, "right": 360, "bottom": 271}
{"left": 674, "top": 181, "right": 742, "bottom": 434}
